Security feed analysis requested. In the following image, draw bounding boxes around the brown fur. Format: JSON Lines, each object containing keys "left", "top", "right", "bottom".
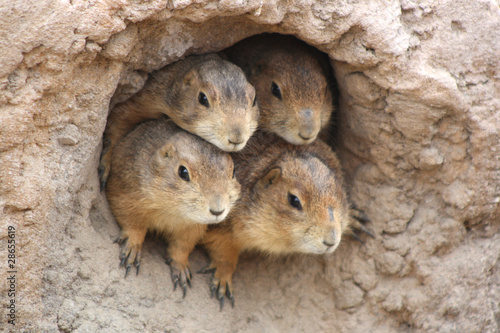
{"left": 106, "top": 118, "right": 241, "bottom": 295}
{"left": 201, "top": 131, "right": 350, "bottom": 305}
{"left": 223, "top": 34, "right": 335, "bottom": 145}
{"left": 100, "top": 53, "right": 259, "bottom": 186}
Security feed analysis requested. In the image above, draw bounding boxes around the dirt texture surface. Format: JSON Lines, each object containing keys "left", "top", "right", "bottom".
{"left": 0, "top": 1, "right": 499, "bottom": 332}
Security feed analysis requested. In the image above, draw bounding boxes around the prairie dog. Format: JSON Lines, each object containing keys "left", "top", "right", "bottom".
{"left": 223, "top": 33, "right": 335, "bottom": 145}
{"left": 100, "top": 53, "right": 259, "bottom": 187}
{"left": 201, "top": 132, "right": 350, "bottom": 307}
{"left": 106, "top": 118, "right": 241, "bottom": 295}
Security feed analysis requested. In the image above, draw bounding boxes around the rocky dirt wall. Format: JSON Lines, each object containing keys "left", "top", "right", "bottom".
{"left": 0, "top": 0, "right": 498, "bottom": 332}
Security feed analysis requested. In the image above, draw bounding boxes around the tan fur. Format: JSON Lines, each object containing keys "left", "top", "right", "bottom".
{"left": 223, "top": 34, "right": 335, "bottom": 145}
{"left": 202, "top": 132, "right": 350, "bottom": 304}
{"left": 100, "top": 53, "right": 259, "bottom": 186}
{"left": 106, "top": 118, "right": 241, "bottom": 294}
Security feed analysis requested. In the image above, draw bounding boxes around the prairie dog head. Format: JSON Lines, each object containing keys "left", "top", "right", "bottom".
{"left": 106, "top": 119, "right": 241, "bottom": 226}
{"left": 143, "top": 121, "right": 241, "bottom": 225}
{"left": 241, "top": 147, "right": 349, "bottom": 255}
{"left": 159, "top": 55, "right": 258, "bottom": 152}
{"left": 248, "top": 51, "right": 333, "bottom": 145}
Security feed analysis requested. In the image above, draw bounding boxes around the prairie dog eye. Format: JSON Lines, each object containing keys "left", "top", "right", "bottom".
{"left": 198, "top": 92, "right": 209, "bottom": 107}
{"left": 252, "top": 95, "right": 257, "bottom": 107}
{"left": 232, "top": 167, "right": 236, "bottom": 179}
{"left": 271, "top": 82, "right": 282, "bottom": 100}
{"left": 178, "top": 165, "right": 190, "bottom": 181}
{"left": 288, "top": 193, "right": 302, "bottom": 210}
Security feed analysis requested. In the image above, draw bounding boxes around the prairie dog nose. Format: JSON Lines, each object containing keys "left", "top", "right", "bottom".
{"left": 323, "top": 240, "right": 335, "bottom": 247}
{"left": 298, "top": 108, "right": 318, "bottom": 140}
{"left": 210, "top": 208, "right": 225, "bottom": 216}
{"left": 299, "top": 133, "right": 313, "bottom": 141}
{"left": 209, "top": 196, "right": 226, "bottom": 217}
{"left": 323, "top": 230, "right": 336, "bottom": 247}
{"left": 228, "top": 127, "right": 244, "bottom": 145}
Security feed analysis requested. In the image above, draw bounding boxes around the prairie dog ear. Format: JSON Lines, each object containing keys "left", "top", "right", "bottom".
{"left": 183, "top": 69, "right": 199, "bottom": 87}
{"left": 158, "top": 143, "right": 176, "bottom": 159}
{"left": 259, "top": 167, "right": 282, "bottom": 189}
{"left": 250, "top": 61, "right": 266, "bottom": 77}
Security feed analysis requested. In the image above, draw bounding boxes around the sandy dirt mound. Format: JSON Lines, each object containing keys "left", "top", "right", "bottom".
{"left": 0, "top": 1, "right": 498, "bottom": 332}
